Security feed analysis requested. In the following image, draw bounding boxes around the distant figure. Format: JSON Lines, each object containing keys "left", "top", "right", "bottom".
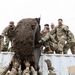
{"left": 40, "top": 24, "right": 53, "bottom": 54}
{"left": 51, "top": 23, "right": 55, "bottom": 30}
{"left": 50, "top": 23, "right": 57, "bottom": 53}
{"left": 50, "top": 23, "right": 56, "bottom": 36}
{"left": 2, "top": 21, "right": 16, "bottom": 51}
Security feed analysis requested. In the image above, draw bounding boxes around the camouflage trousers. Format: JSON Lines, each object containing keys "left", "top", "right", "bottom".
{"left": 63, "top": 42, "right": 75, "bottom": 54}
{"left": 0, "top": 37, "right": 4, "bottom": 51}
{"left": 56, "top": 38, "right": 66, "bottom": 54}
{"left": 43, "top": 41, "right": 58, "bottom": 54}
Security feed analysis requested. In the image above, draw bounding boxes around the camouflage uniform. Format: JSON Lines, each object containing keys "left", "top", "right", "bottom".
{"left": 52, "top": 24, "right": 69, "bottom": 54}
{"left": 40, "top": 29, "right": 48, "bottom": 38}
{"left": 40, "top": 32, "right": 57, "bottom": 54}
{"left": 63, "top": 30, "right": 75, "bottom": 54}
{"left": 40, "top": 27, "right": 52, "bottom": 53}
{"left": 50, "top": 28, "right": 58, "bottom": 53}
{"left": 2, "top": 26, "right": 15, "bottom": 50}
{"left": 0, "top": 35, "right": 4, "bottom": 51}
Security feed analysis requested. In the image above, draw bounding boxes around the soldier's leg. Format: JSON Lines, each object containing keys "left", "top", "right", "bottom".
{"left": 43, "top": 42, "right": 53, "bottom": 54}
{"left": 57, "top": 39, "right": 65, "bottom": 54}
{"left": 63, "top": 43, "right": 70, "bottom": 54}
{"left": 40, "top": 45, "right": 44, "bottom": 53}
{"left": 5, "top": 37, "right": 10, "bottom": 49}
{"left": 9, "top": 38, "right": 14, "bottom": 52}
{"left": 52, "top": 43, "right": 58, "bottom": 54}
{"left": 0, "top": 36, "right": 4, "bottom": 51}
{"left": 70, "top": 44, "right": 75, "bottom": 54}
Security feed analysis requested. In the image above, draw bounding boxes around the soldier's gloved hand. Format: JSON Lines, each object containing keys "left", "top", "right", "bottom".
{"left": 38, "top": 40, "right": 43, "bottom": 44}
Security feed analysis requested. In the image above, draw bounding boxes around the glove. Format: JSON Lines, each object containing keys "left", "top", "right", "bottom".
{"left": 38, "top": 40, "right": 43, "bottom": 44}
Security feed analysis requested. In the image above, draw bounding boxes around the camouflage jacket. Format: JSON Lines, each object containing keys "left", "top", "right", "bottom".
{"left": 41, "top": 32, "right": 57, "bottom": 43}
{"left": 67, "top": 30, "right": 75, "bottom": 43}
{"left": 52, "top": 24, "right": 69, "bottom": 41}
{"left": 2, "top": 26, "right": 16, "bottom": 38}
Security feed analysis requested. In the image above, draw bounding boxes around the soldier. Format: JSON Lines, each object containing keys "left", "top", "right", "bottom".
{"left": 50, "top": 23, "right": 55, "bottom": 35}
{"left": 50, "top": 23, "right": 55, "bottom": 30}
{"left": 40, "top": 24, "right": 50, "bottom": 37}
{"left": 2, "top": 21, "right": 16, "bottom": 51}
{"left": 52, "top": 19, "right": 70, "bottom": 54}
{"left": 39, "top": 31, "right": 57, "bottom": 54}
{"left": 63, "top": 30, "right": 75, "bottom": 54}
{"left": 50, "top": 23, "right": 57, "bottom": 53}
{"left": 40, "top": 24, "right": 51, "bottom": 53}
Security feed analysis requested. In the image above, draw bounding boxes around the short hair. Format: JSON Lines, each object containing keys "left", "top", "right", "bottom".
{"left": 44, "top": 24, "right": 49, "bottom": 26}
{"left": 58, "top": 18, "right": 63, "bottom": 21}
{"left": 9, "top": 21, "right": 14, "bottom": 24}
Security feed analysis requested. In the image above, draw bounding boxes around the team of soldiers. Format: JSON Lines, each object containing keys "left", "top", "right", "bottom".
{"left": 0, "top": 18, "right": 75, "bottom": 75}
{"left": 0, "top": 18, "right": 75, "bottom": 54}
{"left": 39, "top": 18, "right": 75, "bottom": 54}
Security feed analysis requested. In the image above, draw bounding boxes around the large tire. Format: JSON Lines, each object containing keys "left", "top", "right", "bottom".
{"left": 12, "top": 18, "right": 41, "bottom": 70}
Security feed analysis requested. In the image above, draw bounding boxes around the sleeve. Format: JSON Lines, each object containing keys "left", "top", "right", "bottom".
{"left": 63, "top": 25, "right": 69, "bottom": 31}
{"left": 41, "top": 32, "right": 50, "bottom": 41}
{"left": 50, "top": 35, "right": 57, "bottom": 43}
{"left": 2, "top": 27, "right": 8, "bottom": 36}
{"left": 68, "top": 30, "right": 74, "bottom": 38}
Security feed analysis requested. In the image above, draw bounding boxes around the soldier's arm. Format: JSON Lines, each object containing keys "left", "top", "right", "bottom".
{"left": 2, "top": 27, "right": 8, "bottom": 36}
{"left": 50, "top": 35, "right": 57, "bottom": 43}
{"left": 41, "top": 32, "right": 50, "bottom": 42}
{"left": 63, "top": 25, "right": 69, "bottom": 31}
{"left": 68, "top": 30, "right": 74, "bottom": 38}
